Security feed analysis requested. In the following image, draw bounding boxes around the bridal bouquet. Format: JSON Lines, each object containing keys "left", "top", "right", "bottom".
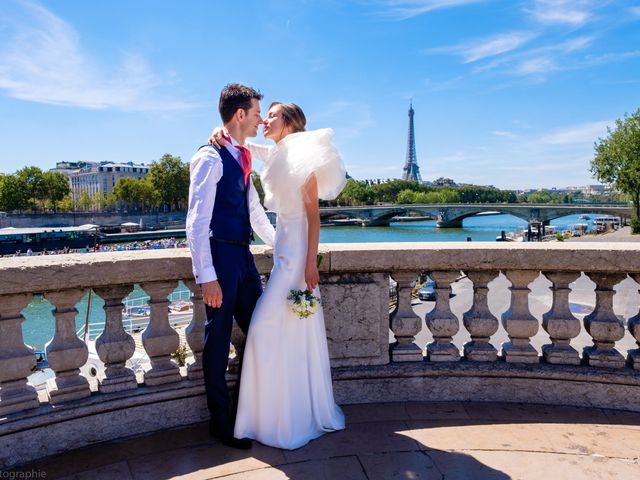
{"left": 287, "top": 254, "right": 323, "bottom": 319}
{"left": 287, "top": 289, "right": 321, "bottom": 319}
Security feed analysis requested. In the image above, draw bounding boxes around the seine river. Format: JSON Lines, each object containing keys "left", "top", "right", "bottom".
{"left": 22, "top": 213, "right": 594, "bottom": 350}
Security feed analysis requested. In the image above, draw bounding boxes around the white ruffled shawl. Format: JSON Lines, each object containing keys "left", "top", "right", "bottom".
{"left": 261, "top": 128, "right": 347, "bottom": 214}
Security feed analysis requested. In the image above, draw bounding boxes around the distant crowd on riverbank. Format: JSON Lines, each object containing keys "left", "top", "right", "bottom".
{"left": 10, "top": 237, "right": 187, "bottom": 257}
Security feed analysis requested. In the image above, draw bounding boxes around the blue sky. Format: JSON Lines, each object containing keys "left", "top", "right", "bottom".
{"left": 0, "top": 0, "right": 639, "bottom": 189}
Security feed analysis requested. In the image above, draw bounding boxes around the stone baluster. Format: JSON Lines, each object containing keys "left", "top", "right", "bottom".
{"left": 139, "top": 281, "right": 181, "bottom": 385}
{"left": 462, "top": 270, "right": 499, "bottom": 362}
{"left": 583, "top": 273, "right": 626, "bottom": 368}
{"left": 94, "top": 285, "right": 138, "bottom": 393}
{"left": 0, "top": 293, "right": 39, "bottom": 416}
{"left": 426, "top": 271, "right": 460, "bottom": 362}
{"left": 541, "top": 272, "right": 581, "bottom": 365}
{"left": 501, "top": 270, "right": 540, "bottom": 363}
{"left": 627, "top": 273, "right": 640, "bottom": 369}
{"left": 389, "top": 272, "right": 423, "bottom": 362}
{"left": 184, "top": 280, "right": 205, "bottom": 381}
{"left": 44, "top": 289, "right": 91, "bottom": 404}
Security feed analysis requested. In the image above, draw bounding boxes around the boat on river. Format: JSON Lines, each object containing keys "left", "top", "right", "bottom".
{"left": 0, "top": 224, "right": 99, "bottom": 255}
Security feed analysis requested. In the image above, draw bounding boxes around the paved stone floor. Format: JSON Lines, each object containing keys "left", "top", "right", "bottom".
{"left": 14, "top": 401, "right": 640, "bottom": 479}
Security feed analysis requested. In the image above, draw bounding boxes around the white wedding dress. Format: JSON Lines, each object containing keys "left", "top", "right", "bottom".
{"left": 234, "top": 129, "right": 347, "bottom": 449}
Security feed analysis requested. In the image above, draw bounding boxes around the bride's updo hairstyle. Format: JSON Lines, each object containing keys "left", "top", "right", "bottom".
{"left": 270, "top": 102, "right": 306, "bottom": 133}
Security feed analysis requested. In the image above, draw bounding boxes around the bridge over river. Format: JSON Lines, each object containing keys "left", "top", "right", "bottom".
{"left": 319, "top": 203, "right": 631, "bottom": 228}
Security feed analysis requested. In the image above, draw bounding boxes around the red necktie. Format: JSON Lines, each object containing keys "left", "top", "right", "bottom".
{"left": 235, "top": 145, "right": 252, "bottom": 187}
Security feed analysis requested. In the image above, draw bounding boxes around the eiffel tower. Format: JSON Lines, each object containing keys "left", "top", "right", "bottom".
{"left": 401, "top": 101, "right": 422, "bottom": 182}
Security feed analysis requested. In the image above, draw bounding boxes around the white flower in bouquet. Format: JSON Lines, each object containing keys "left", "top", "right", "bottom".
{"left": 287, "top": 289, "right": 321, "bottom": 319}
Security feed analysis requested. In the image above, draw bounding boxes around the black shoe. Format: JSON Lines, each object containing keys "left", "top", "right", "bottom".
{"left": 209, "top": 421, "right": 252, "bottom": 450}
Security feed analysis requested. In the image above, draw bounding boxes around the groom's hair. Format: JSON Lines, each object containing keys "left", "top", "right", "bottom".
{"left": 219, "top": 83, "right": 263, "bottom": 123}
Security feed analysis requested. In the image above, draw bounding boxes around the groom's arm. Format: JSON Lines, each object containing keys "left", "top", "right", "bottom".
{"left": 186, "top": 147, "right": 223, "bottom": 284}
{"left": 248, "top": 180, "right": 275, "bottom": 247}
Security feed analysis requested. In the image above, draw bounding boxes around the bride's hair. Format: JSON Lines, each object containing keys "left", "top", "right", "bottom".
{"left": 270, "top": 102, "right": 306, "bottom": 133}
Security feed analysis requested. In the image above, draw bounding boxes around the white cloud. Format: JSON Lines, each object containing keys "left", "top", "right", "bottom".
{"left": 471, "top": 36, "right": 594, "bottom": 78}
{"left": 630, "top": 6, "right": 640, "bottom": 17}
{"left": 462, "top": 32, "right": 537, "bottom": 63}
{"left": 527, "top": 0, "right": 595, "bottom": 26}
{"left": 492, "top": 130, "right": 517, "bottom": 138}
{"left": 541, "top": 120, "right": 611, "bottom": 145}
{"left": 425, "top": 32, "right": 536, "bottom": 63}
{"left": 376, "top": 0, "right": 487, "bottom": 20}
{"left": 583, "top": 50, "right": 640, "bottom": 66}
{"left": 0, "top": 0, "right": 195, "bottom": 111}
{"left": 515, "top": 57, "right": 556, "bottom": 75}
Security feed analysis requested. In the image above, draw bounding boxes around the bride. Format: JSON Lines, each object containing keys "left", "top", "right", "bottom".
{"left": 212, "top": 102, "right": 346, "bottom": 449}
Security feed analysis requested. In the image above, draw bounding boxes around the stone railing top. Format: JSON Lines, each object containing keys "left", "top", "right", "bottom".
{"left": 325, "top": 242, "right": 640, "bottom": 273}
{"left": 0, "top": 247, "right": 269, "bottom": 296}
{"left": 0, "top": 242, "right": 639, "bottom": 295}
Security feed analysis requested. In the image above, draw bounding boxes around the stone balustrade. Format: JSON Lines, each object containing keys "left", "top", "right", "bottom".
{"left": 1, "top": 243, "right": 640, "bottom": 469}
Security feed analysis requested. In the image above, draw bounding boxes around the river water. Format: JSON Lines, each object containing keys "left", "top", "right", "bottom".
{"left": 21, "top": 213, "right": 596, "bottom": 350}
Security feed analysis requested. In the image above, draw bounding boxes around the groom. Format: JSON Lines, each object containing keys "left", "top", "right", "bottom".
{"left": 186, "top": 83, "right": 275, "bottom": 449}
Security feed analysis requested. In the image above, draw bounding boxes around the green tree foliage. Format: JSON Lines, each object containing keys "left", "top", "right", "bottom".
{"left": 335, "top": 178, "right": 516, "bottom": 206}
{"left": 42, "top": 171, "right": 70, "bottom": 212}
{"left": 251, "top": 171, "right": 265, "bottom": 204}
{"left": 147, "top": 154, "right": 190, "bottom": 210}
{"left": 370, "top": 180, "right": 425, "bottom": 203}
{"left": 16, "top": 166, "right": 46, "bottom": 210}
{"left": 591, "top": 109, "right": 640, "bottom": 223}
{"left": 77, "top": 191, "right": 92, "bottom": 212}
{"left": 91, "top": 192, "right": 106, "bottom": 211}
{"left": 337, "top": 179, "right": 375, "bottom": 205}
{"left": 57, "top": 194, "right": 74, "bottom": 212}
{"left": 112, "top": 177, "right": 158, "bottom": 211}
{"left": 0, "top": 168, "right": 71, "bottom": 212}
{"left": 0, "top": 174, "right": 29, "bottom": 211}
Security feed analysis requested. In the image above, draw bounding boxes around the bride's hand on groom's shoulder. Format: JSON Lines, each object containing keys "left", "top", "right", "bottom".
{"left": 208, "top": 127, "right": 229, "bottom": 148}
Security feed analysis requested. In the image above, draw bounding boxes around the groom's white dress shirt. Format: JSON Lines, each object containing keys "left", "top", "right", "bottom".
{"left": 186, "top": 136, "right": 275, "bottom": 285}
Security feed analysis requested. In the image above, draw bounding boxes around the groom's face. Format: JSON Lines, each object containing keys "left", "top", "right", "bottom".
{"left": 240, "top": 99, "right": 263, "bottom": 139}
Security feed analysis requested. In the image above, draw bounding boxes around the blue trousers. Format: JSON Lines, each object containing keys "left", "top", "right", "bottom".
{"left": 202, "top": 239, "right": 262, "bottom": 425}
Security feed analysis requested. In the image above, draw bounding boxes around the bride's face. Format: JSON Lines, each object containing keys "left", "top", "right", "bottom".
{"left": 263, "top": 105, "right": 290, "bottom": 142}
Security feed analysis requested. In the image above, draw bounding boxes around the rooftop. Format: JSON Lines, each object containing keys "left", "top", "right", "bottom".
{"left": 16, "top": 401, "right": 640, "bottom": 479}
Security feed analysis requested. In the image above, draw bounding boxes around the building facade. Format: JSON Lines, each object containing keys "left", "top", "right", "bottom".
{"left": 65, "top": 162, "right": 149, "bottom": 205}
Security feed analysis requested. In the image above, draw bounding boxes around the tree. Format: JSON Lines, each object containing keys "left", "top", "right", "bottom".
{"left": 91, "top": 192, "right": 108, "bottom": 211}
{"left": 77, "top": 191, "right": 92, "bottom": 212}
{"left": 42, "top": 171, "right": 70, "bottom": 212}
{"left": 112, "top": 177, "right": 141, "bottom": 205}
{"left": 396, "top": 189, "right": 418, "bottom": 204}
{"left": 148, "top": 154, "right": 190, "bottom": 210}
{"left": 433, "top": 177, "right": 456, "bottom": 187}
{"left": 251, "top": 171, "right": 265, "bottom": 204}
{"left": 0, "top": 174, "right": 29, "bottom": 211}
{"left": 337, "top": 179, "right": 374, "bottom": 206}
{"left": 112, "top": 177, "right": 158, "bottom": 211}
{"left": 57, "top": 194, "right": 74, "bottom": 212}
{"left": 370, "top": 179, "right": 424, "bottom": 203}
{"left": 16, "top": 166, "right": 46, "bottom": 211}
{"left": 591, "top": 109, "right": 640, "bottom": 225}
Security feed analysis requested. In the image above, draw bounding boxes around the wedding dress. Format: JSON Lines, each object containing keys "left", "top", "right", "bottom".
{"left": 233, "top": 129, "right": 347, "bottom": 449}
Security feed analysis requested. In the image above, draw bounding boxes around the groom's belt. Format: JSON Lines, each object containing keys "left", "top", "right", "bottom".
{"left": 210, "top": 237, "right": 250, "bottom": 247}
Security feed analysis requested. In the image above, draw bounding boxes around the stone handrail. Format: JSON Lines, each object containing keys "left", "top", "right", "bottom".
{"left": 1, "top": 243, "right": 640, "bottom": 469}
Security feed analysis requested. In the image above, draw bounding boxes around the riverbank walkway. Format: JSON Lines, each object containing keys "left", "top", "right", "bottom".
{"left": 15, "top": 401, "right": 640, "bottom": 479}
{"left": 567, "top": 225, "right": 639, "bottom": 243}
